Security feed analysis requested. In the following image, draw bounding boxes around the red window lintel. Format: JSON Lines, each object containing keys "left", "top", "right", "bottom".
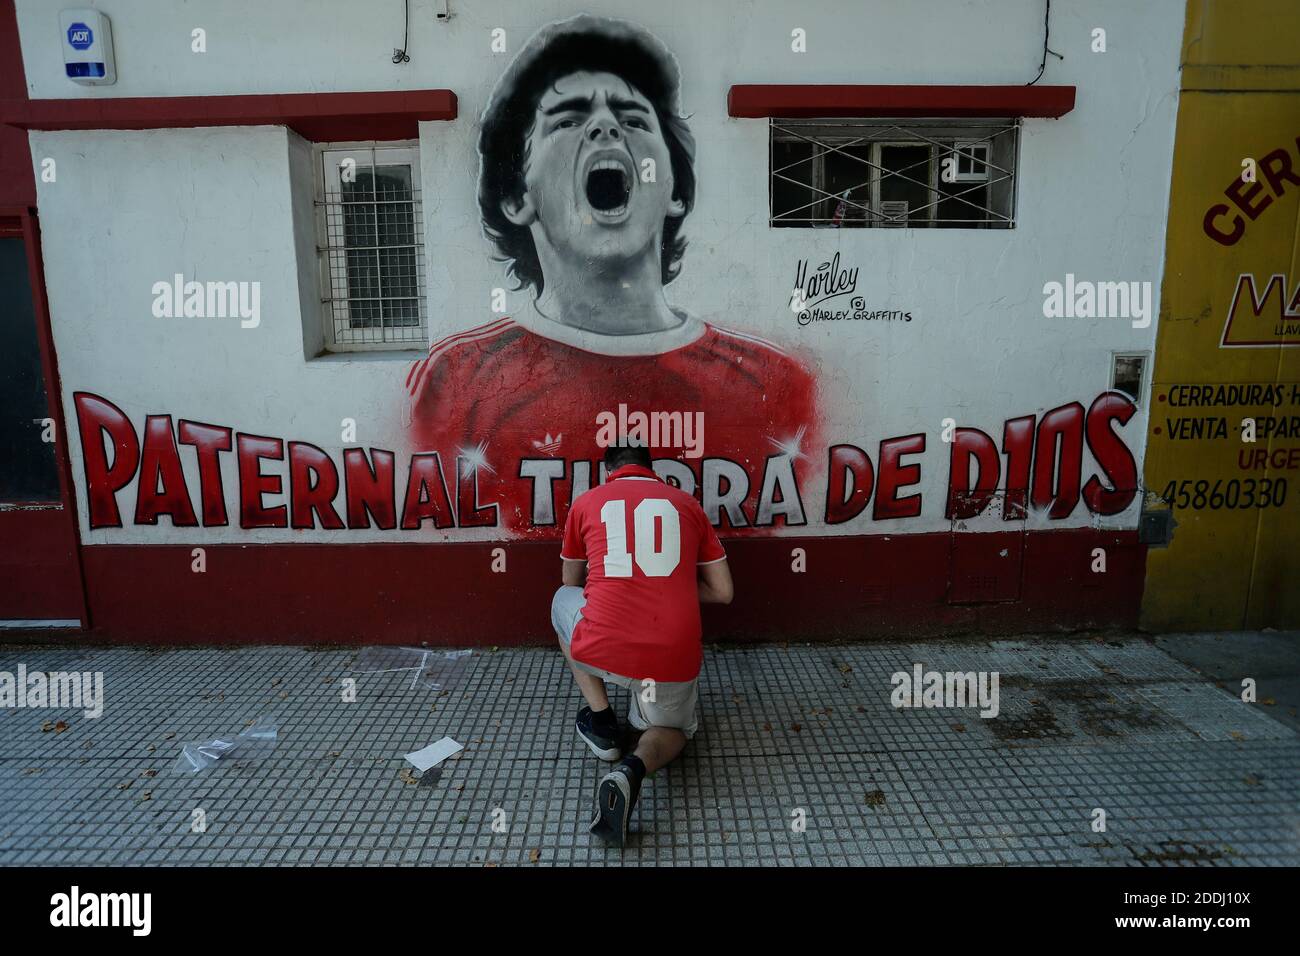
{"left": 728, "top": 84, "right": 1075, "bottom": 119}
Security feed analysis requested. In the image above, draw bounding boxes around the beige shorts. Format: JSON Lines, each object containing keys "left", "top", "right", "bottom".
{"left": 550, "top": 585, "right": 699, "bottom": 739}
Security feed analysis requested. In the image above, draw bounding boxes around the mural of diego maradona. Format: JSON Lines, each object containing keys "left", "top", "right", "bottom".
{"left": 406, "top": 14, "right": 823, "bottom": 535}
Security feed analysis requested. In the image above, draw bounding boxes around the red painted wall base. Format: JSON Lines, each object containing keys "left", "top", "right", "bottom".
{"left": 0, "top": 508, "right": 85, "bottom": 620}
{"left": 75, "top": 529, "right": 1145, "bottom": 644}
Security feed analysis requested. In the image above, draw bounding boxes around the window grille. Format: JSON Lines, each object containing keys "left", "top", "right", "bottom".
{"left": 318, "top": 143, "right": 426, "bottom": 350}
{"left": 770, "top": 119, "right": 1019, "bottom": 229}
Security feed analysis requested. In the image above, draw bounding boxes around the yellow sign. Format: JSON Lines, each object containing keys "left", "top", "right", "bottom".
{"left": 1220, "top": 274, "right": 1300, "bottom": 347}
{"left": 1141, "top": 0, "right": 1300, "bottom": 631}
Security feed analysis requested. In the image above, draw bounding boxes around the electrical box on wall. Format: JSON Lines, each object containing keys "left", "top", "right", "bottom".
{"left": 59, "top": 9, "right": 116, "bottom": 85}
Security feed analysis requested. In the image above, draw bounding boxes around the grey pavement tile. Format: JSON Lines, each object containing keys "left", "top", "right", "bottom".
{"left": 0, "top": 636, "right": 1296, "bottom": 866}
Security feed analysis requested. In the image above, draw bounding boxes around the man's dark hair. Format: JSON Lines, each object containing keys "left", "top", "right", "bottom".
{"left": 478, "top": 23, "right": 696, "bottom": 296}
{"left": 603, "top": 443, "right": 653, "bottom": 471}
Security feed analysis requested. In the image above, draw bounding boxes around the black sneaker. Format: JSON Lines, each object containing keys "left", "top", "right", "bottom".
{"left": 575, "top": 705, "right": 621, "bottom": 761}
{"left": 590, "top": 762, "right": 642, "bottom": 848}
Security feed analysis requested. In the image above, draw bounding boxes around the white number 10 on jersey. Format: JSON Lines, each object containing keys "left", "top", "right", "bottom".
{"left": 599, "top": 499, "right": 682, "bottom": 577}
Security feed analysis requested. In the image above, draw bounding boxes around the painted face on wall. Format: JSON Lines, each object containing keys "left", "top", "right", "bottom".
{"left": 506, "top": 70, "right": 685, "bottom": 275}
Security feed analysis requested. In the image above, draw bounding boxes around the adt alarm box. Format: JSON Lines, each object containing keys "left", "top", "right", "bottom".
{"left": 59, "top": 10, "right": 116, "bottom": 85}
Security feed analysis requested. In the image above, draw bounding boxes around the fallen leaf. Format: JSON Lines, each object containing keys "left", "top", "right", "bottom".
{"left": 1229, "top": 731, "right": 1245, "bottom": 741}
{"left": 528, "top": 848, "right": 540, "bottom": 864}
{"left": 140, "top": 791, "right": 152, "bottom": 802}
{"left": 855, "top": 706, "right": 865, "bottom": 714}
{"left": 1262, "top": 698, "right": 1275, "bottom": 706}
{"left": 837, "top": 662, "right": 853, "bottom": 674}
{"left": 791, "top": 723, "right": 802, "bottom": 732}
{"left": 142, "top": 769, "right": 158, "bottom": 778}
{"left": 865, "top": 789, "right": 886, "bottom": 807}
{"left": 762, "top": 722, "right": 773, "bottom": 732}
{"left": 40, "top": 721, "right": 54, "bottom": 733}
{"left": 952, "top": 723, "right": 966, "bottom": 732}
{"left": 398, "top": 769, "right": 419, "bottom": 785}
{"left": 54, "top": 721, "right": 68, "bottom": 734}
{"left": 116, "top": 781, "right": 132, "bottom": 790}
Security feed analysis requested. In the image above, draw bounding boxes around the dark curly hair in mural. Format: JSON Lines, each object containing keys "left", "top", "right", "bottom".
{"left": 477, "top": 22, "right": 697, "bottom": 295}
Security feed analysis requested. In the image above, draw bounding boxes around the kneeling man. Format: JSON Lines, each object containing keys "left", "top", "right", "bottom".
{"left": 551, "top": 443, "right": 733, "bottom": 847}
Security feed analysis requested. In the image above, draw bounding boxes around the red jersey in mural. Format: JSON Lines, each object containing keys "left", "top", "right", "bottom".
{"left": 560, "top": 463, "right": 726, "bottom": 681}
{"left": 405, "top": 313, "right": 822, "bottom": 536}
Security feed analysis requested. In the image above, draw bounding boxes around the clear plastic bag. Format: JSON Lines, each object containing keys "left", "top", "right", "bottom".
{"left": 173, "top": 716, "right": 278, "bottom": 774}
{"left": 351, "top": 646, "right": 474, "bottom": 691}
{"left": 352, "top": 646, "right": 427, "bottom": 672}
{"left": 416, "top": 649, "right": 473, "bottom": 691}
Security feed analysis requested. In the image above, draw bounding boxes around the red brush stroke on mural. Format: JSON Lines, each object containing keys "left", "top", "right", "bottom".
{"left": 404, "top": 316, "right": 824, "bottom": 537}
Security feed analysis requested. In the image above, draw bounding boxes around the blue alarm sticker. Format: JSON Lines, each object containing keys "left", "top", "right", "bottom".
{"left": 67, "top": 22, "right": 94, "bottom": 51}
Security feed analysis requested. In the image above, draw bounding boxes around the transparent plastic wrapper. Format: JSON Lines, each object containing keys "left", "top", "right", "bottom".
{"left": 416, "top": 649, "right": 473, "bottom": 692}
{"left": 351, "top": 646, "right": 473, "bottom": 692}
{"left": 352, "top": 646, "right": 426, "bottom": 672}
{"left": 173, "top": 716, "right": 279, "bottom": 774}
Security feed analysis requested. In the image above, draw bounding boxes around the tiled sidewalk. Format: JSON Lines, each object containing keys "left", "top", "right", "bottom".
{"left": 0, "top": 635, "right": 1296, "bottom": 866}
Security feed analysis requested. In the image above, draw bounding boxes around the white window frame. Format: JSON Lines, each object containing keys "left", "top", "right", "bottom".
{"left": 952, "top": 140, "right": 991, "bottom": 182}
{"left": 872, "top": 139, "right": 934, "bottom": 226}
{"left": 315, "top": 140, "right": 426, "bottom": 353}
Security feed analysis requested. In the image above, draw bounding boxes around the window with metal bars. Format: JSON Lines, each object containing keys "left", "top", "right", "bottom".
{"left": 770, "top": 119, "right": 1020, "bottom": 229}
{"left": 317, "top": 143, "right": 426, "bottom": 350}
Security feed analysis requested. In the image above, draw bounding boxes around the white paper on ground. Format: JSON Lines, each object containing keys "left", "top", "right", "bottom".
{"left": 403, "top": 736, "right": 463, "bottom": 772}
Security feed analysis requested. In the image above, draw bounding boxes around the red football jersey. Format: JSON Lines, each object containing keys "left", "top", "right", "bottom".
{"left": 405, "top": 312, "right": 822, "bottom": 537}
{"left": 561, "top": 463, "right": 727, "bottom": 682}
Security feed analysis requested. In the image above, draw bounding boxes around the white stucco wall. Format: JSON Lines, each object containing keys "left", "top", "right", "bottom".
{"left": 19, "top": 0, "right": 1185, "bottom": 544}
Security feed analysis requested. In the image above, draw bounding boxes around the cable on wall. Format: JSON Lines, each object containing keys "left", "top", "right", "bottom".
{"left": 393, "top": 0, "right": 412, "bottom": 64}
{"left": 1026, "top": 0, "right": 1063, "bottom": 86}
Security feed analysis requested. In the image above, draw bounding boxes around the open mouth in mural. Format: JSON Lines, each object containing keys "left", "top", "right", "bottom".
{"left": 583, "top": 152, "right": 634, "bottom": 221}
